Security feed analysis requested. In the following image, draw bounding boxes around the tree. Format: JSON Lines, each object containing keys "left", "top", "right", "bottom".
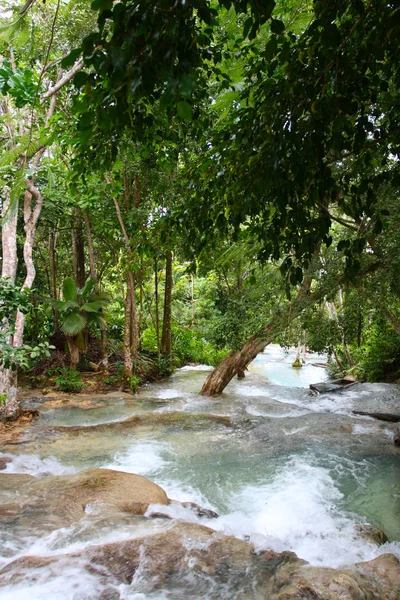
{"left": 53, "top": 277, "right": 108, "bottom": 368}
{"left": 0, "top": 0, "right": 96, "bottom": 415}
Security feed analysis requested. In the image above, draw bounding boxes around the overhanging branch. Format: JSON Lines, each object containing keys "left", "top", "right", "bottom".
{"left": 40, "top": 58, "right": 84, "bottom": 102}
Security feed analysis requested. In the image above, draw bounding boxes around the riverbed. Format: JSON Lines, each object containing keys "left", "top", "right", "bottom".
{"left": 0, "top": 345, "right": 399, "bottom": 598}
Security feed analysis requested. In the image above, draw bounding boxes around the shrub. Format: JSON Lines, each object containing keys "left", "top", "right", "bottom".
{"left": 128, "top": 375, "right": 141, "bottom": 392}
{"left": 352, "top": 320, "right": 400, "bottom": 382}
{"left": 141, "top": 325, "right": 227, "bottom": 367}
{"left": 54, "top": 368, "right": 84, "bottom": 393}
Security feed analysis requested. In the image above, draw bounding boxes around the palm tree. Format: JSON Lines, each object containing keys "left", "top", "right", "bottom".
{"left": 53, "top": 278, "right": 108, "bottom": 368}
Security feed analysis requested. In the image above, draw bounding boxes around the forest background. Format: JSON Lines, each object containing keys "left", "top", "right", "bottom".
{"left": 1, "top": 0, "right": 400, "bottom": 418}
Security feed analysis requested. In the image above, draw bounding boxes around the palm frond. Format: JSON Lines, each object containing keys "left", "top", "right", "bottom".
{"left": 62, "top": 277, "right": 77, "bottom": 302}
{"left": 61, "top": 311, "right": 86, "bottom": 336}
{"left": 81, "top": 300, "right": 107, "bottom": 312}
{"left": 80, "top": 278, "right": 94, "bottom": 298}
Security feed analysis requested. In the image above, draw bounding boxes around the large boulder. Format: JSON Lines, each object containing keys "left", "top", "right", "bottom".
{"left": 0, "top": 522, "right": 303, "bottom": 597}
{"left": 267, "top": 553, "right": 400, "bottom": 600}
{"left": 1, "top": 522, "right": 400, "bottom": 599}
{"left": 0, "top": 469, "right": 169, "bottom": 529}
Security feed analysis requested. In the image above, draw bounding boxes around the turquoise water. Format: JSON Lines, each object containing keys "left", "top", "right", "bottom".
{"left": 0, "top": 347, "right": 399, "bottom": 598}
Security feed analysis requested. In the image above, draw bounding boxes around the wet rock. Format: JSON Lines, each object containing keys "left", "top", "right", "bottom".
{"left": 181, "top": 501, "right": 219, "bottom": 519}
{"left": 147, "top": 500, "right": 219, "bottom": 520}
{"left": 268, "top": 556, "right": 400, "bottom": 600}
{"left": 0, "top": 456, "right": 12, "bottom": 470}
{"left": 355, "top": 524, "right": 389, "bottom": 546}
{"left": 269, "top": 564, "right": 371, "bottom": 599}
{"left": 1, "top": 523, "right": 400, "bottom": 599}
{"left": 355, "top": 554, "right": 400, "bottom": 600}
{"left": 0, "top": 469, "right": 168, "bottom": 529}
{"left": 51, "top": 411, "right": 233, "bottom": 434}
{"left": 0, "top": 522, "right": 303, "bottom": 596}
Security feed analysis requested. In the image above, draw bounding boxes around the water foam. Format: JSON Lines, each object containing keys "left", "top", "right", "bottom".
{"left": 104, "top": 440, "right": 169, "bottom": 476}
{"left": 0, "top": 562, "right": 106, "bottom": 600}
{"left": 208, "top": 455, "right": 390, "bottom": 567}
{"left": 0, "top": 453, "right": 77, "bottom": 476}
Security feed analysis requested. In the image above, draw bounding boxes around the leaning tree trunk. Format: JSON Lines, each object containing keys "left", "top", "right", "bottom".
{"left": 160, "top": 249, "right": 173, "bottom": 359}
{"left": 199, "top": 258, "right": 384, "bottom": 397}
{"left": 201, "top": 275, "right": 316, "bottom": 396}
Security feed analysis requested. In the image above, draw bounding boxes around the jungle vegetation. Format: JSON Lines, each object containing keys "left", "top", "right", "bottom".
{"left": 1, "top": 0, "right": 399, "bottom": 416}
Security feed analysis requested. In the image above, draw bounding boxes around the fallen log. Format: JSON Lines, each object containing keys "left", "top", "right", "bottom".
{"left": 352, "top": 410, "right": 400, "bottom": 423}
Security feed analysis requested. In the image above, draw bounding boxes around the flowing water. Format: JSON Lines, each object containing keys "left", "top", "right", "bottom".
{"left": 1, "top": 345, "right": 400, "bottom": 598}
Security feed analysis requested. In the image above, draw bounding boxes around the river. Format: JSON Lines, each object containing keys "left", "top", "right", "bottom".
{"left": 0, "top": 345, "right": 399, "bottom": 598}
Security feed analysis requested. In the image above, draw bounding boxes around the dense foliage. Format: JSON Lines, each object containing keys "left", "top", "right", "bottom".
{"left": 1, "top": 0, "right": 400, "bottom": 415}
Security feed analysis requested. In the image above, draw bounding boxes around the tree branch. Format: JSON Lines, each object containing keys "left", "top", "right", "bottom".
{"left": 40, "top": 58, "right": 84, "bottom": 102}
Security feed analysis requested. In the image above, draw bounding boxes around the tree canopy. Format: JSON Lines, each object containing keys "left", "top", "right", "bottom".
{"left": 1, "top": 0, "right": 400, "bottom": 413}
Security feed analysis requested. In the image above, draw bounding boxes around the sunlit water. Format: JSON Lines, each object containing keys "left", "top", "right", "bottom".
{"left": 1, "top": 345, "right": 400, "bottom": 598}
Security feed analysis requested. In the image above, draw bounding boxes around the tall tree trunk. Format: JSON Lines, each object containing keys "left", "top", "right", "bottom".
{"left": 1, "top": 85, "right": 58, "bottom": 417}
{"left": 72, "top": 207, "right": 86, "bottom": 289}
{"left": 67, "top": 336, "right": 80, "bottom": 368}
{"left": 160, "top": 250, "right": 173, "bottom": 358}
{"left": 1, "top": 185, "right": 18, "bottom": 284}
{"left": 154, "top": 257, "right": 160, "bottom": 356}
{"left": 293, "top": 338, "right": 302, "bottom": 367}
{"left": 122, "top": 271, "right": 139, "bottom": 378}
{"left": 13, "top": 180, "right": 43, "bottom": 347}
{"left": 301, "top": 331, "right": 307, "bottom": 364}
{"left": 191, "top": 274, "right": 195, "bottom": 328}
{"left": 129, "top": 271, "right": 139, "bottom": 362}
{"left": 139, "top": 255, "right": 144, "bottom": 333}
{"left": 331, "top": 346, "right": 344, "bottom": 371}
{"left": 337, "top": 289, "right": 353, "bottom": 367}
{"left": 111, "top": 183, "right": 140, "bottom": 377}
{"left": 83, "top": 209, "right": 107, "bottom": 365}
{"left": 325, "top": 294, "right": 353, "bottom": 368}
{"left": 201, "top": 276, "right": 316, "bottom": 396}
{"left": 48, "top": 230, "right": 59, "bottom": 329}
{"left": 0, "top": 186, "right": 19, "bottom": 417}
{"left": 123, "top": 277, "right": 134, "bottom": 378}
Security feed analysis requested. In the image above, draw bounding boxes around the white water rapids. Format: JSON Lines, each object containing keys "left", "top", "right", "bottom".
{"left": 0, "top": 345, "right": 399, "bottom": 598}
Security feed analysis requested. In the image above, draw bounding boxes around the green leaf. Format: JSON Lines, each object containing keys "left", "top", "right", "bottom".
{"left": 337, "top": 240, "right": 349, "bottom": 252}
{"left": 177, "top": 101, "right": 193, "bottom": 122}
{"left": 80, "top": 278, "right": 94, "bottom": 298}
{"left": 61, "top": 48, "right": 82, "bottom": 69}
{"left": 81, "top": 301, "right": 107, "bottom": 312}
{"left": 243, "top": 16, "right": 253, "bottom": 39}
{"left": 73, "top": 72, "right": 88, "bottom": 88}
{"left": 62, "top": 277, "right": 78, "bottom": 302}
{"left": 61, "top": 312, "right": 87, "bottom": 336}
{"left": 91, "top": 0, "right": 113, "bottom": 10}
{"left": 270, "top": 19, "right": 285, "bottom": 35}
{"left": 51, "top": 299, "right": 65, "bottom": 311}
{"left": 178, "top": 74, "right": 196, "bottom": 99}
